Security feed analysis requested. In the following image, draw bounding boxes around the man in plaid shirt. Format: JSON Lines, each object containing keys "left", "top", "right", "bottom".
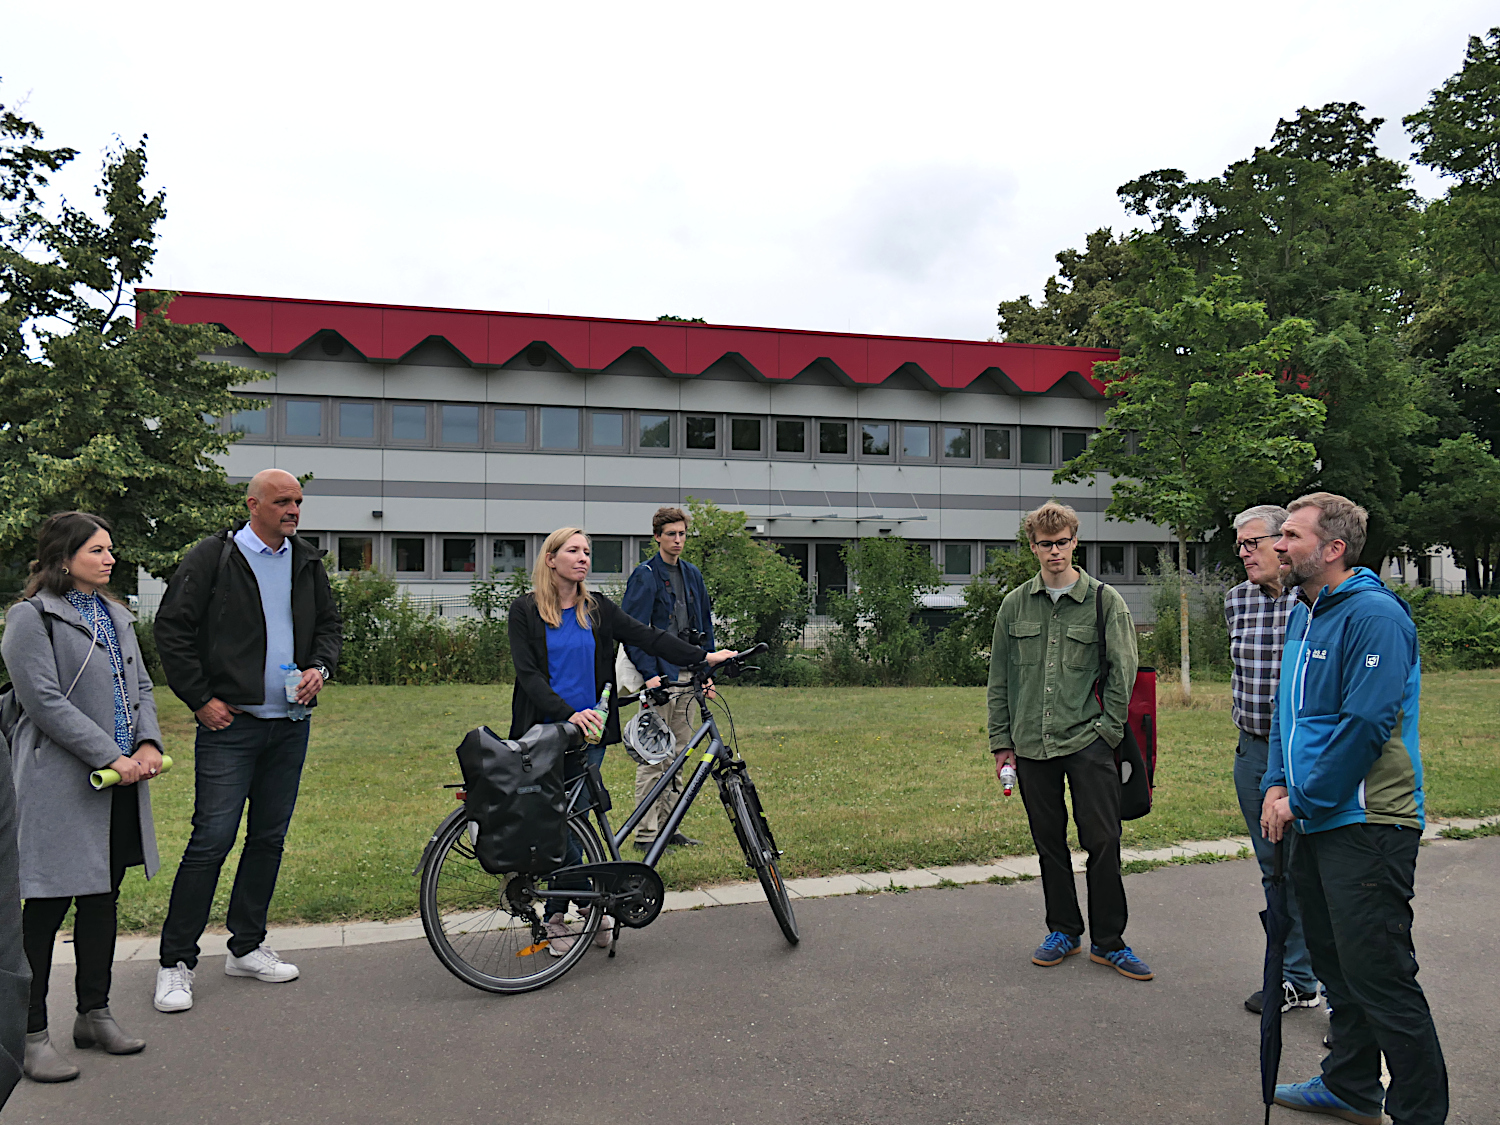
{"left": 1225, "top": 504, "right": 1320, "bottom": 1016}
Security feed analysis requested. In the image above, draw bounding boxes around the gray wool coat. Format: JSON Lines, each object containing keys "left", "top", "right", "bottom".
{"left": 2, "top": 591, "right": 161, "bottom": 899}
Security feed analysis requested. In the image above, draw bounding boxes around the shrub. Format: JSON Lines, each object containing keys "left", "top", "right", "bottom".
{"left": 912, "top": 547, "right": 1040, "bottom": 686}
{"left": 1141, "top": 556, "right": 1235, "bottom": 675}
{"left": 825, "top": 538, "right": 941, "bottom": 683}
{"left": 1389, "top": 586, "right": 1500, "bottom": 669}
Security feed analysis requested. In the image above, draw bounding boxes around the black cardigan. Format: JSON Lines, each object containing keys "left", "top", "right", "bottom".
{"left": 508, "top": 592, "right": 705, "bottom": 744}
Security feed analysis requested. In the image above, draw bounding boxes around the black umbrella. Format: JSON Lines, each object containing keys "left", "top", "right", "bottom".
{"left": 1259, "top": 837, "right": 1291, "bottom": 1125}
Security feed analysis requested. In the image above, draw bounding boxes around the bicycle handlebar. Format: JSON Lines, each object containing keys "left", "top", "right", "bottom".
{"left": 617, "top": 643, "right": 769, "bottom": 705}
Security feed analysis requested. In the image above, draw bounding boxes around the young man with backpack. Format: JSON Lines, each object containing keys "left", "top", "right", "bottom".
{"left": 987, "top": 502, "right": 1152, "bottom": 981}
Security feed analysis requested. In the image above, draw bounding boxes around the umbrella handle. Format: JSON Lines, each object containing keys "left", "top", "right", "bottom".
{"left": 1272, "top": 837, "right": 1284, "bottom": 882}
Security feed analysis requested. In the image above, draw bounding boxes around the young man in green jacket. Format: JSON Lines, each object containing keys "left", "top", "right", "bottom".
{"left": 987, "top": 502, "right": 1152, "bottom": 980}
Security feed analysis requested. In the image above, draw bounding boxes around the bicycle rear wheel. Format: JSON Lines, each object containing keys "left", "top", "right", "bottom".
{"left": 723, "top": 772, "right": 799, "bottom": 945}
{"left": 419, "top": 812, "right": 606, "bottom": 993}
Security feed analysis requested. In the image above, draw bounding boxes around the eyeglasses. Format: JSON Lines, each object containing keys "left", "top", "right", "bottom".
{"left": 1236, "top": 535, "right": 1274, "bottom": 556}
{"left": 1032, "top": 536, "right": 1075, "bottom": 551}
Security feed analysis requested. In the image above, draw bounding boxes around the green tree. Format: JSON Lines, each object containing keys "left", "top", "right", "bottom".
{"left": 0, "top": 90, "right": 260, "bottom": 581}
{"left": 1058, "top": 270, "right": 1325, "bottom": 698}
{"left": 679, "top": 497, "right": 808, "bottom": 657}
{"left": 997, "top": 228, "right": 1135, "bottom": 347}
{"left": 827, "top": 537, "right": 941, "bottom": 682}
{"left": 1399, "top": 433, "right": 1500, "bottom": 593}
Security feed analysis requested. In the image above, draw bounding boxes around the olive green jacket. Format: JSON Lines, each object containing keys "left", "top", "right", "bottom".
{"left": 987, "top": 569, "right": 1138, "bottom": 760}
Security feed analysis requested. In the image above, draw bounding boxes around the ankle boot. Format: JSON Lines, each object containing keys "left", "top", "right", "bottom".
{"left": 23, "top": 1030, "right": 80, "bottom": 1082}
{"left": 72, "top": 1007, "right": 146, "bottom": 1055}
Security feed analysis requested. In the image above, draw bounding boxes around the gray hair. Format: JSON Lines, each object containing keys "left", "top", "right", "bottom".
{"left": 1233, "top": 504, "right": 1290, "bottom": 536}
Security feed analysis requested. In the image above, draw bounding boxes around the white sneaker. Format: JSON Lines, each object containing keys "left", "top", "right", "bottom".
{"left": 544, "top": 914, "right": 580, "bottom": 957}
{"left": 594, "top": 915, "right": 615, "bottom": 949}
{"left": 224, "top": 944, "right": 300, "bottom": 982}
{"left": 155, "top": 962, "right": 195, "bottom": 1012}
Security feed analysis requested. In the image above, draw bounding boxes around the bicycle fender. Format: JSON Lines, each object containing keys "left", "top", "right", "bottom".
{"left": 413, "top": 806, "right": 470, "bottom": 876}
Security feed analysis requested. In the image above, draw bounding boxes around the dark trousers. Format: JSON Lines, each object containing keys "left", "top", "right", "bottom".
{"left": 545, "top": 744, "right": 606, "bottom": 918}
{"left": 1291, "top": 824, "right": 1448, "bottom": 1125}
{"left": 158, "top": 713, "right": 309, "bottom": 969}
{"left": 1234, "top": 732, "right": 1317, "bottom": 991}
{"left": 23, "top": 856, "right": 128, "bottom": 1034}
{"left": 1015, "top": 738, "right": 1127, "bottom": 951}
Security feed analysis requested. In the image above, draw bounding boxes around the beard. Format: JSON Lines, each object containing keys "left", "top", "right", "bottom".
{"left": 1283, "top": 554, "right": 1319, "bottom": 589}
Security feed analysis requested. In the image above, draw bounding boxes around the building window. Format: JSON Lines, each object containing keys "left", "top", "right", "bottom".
{"left": 1020, "top": 425, "right": 1053, "bottom": 465}
{"left": 902, "top": 423, "right": 931, "bottom": 459}
{"left": 775, "top": 541, "right": 809, "bottom": 582}
{"left": 441, "top": 405, "right": 480, "bottom": 445}
{"left": 1060, "top": 429, "right": 1090, "bottom": 463}
{"left": 492, "top": 539, "right": 527, "bottom": 574}
{"left": 861, "top": 423, "right": 891, "bottom": 457}
{"left": 494, "top": 408, "right": 528, "bottom": 445}
{"left": 442, "top": 537, "right": 477, "bottom": 574}
{"left": 337, "top": 536, "right": 373, "bottom": 571}
{"left": 638, "top": 412, "right": 671, "bottom": 450}
{"left": 339, "top": 402, "right": 375, "bottom": 440}
{"left": 285, "top": 399, "right": 323, "bottom": 438}
{"left": 639, "top": 539, "right": 656, "bottom": 564}
{"left": 775, "top": 419, "right": 806, "bottom": 454}
{"left": 1098, "top": 543, "right": 1126, "bottom": 578}
{"left": 591, "top": 411, "right": 624, "bottom": 448}
{"left": 818, "top": 420, "right": 848, "bottom": 456}
{"left": 539, "top": 407, "right": 579, "bottom": 449}
{"left": 982, "top": 426, "right": 1012, "bottom": 461}
{"left": 1136, "top": 543, "right": 1163, "bottom": 576}
{"left": 592, "top": 539, "right": 625, "bottom": 574}
{"left": 392, "top": 404, "right": 429, "bottom": 442}
{"left": 685, "top": 415, "right": 718, "bottom": 452}
{"left": 731, "top": 417, "right": 763, "bottom": 453}
{"left": 943, "top": 425, "right": 972, "bottom": 460}
{"left": 944, "top": 543, "right": 973, "bottom": 576}
{"left": 229, "top": 399, "right": 269, "bottom": 435}
{"left": 393, "top": 537, "right": 427, "bottom": 573}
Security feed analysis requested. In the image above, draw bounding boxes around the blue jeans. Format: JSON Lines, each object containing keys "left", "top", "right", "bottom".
{"left": 545, "top": 744, "right": 605, "bottom": 917}
{"left": 158, "top": 714, "right": 310, "bottom": 968}
{"left": 1234, "top": 730, "right": 1317, "bottom": 992}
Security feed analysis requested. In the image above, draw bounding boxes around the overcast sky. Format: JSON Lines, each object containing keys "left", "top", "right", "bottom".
{"left": 4, "top": 1, "right": 1494, "bottom": 343}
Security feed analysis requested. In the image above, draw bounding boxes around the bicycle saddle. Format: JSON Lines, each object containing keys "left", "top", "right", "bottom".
{"left": 622, "top": 708, "right": 676, "bottom": 766}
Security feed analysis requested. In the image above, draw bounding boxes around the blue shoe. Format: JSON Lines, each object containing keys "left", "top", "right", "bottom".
{"left": 1272, "top": 1076, "right": 1382, "bottom": 1124}
{"left": 1031, "top": 931, "right": 1082, "bottom": 966}
{"left": 1089, "top": 943, "right": 1154, "bottom": 980}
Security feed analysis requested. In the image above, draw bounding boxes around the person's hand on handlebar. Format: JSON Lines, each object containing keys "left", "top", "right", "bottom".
{"left": 567, "top": 709, "right": 605, "bottom": 741}
{"left": 705, "top": 650, "right": 738, "bottom": 666}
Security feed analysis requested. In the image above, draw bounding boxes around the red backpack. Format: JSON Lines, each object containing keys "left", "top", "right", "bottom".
{"left": 1094, "top": 584, "right": 1157, "bottom": 820}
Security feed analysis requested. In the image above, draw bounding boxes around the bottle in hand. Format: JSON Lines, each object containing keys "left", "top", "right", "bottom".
{"left": 585, "top": 684, "right": 611, "bottom": 744}
{"left": 1000, "top": 763, "right": 1017, "bottom": 797}
{"left": 282, "top": 664, "right": 312, "bottom": 721}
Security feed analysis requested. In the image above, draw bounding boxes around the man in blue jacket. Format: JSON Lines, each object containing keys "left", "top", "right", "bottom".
{"left": 621, "top": 507, "right": 716, "bottom": 853}
{"left": 1261, "top": 492, "right": 1446, "bottom": 1125}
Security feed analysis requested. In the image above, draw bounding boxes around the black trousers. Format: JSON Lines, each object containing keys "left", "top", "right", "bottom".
{"left": 1015, "top": 739, "right": 1127, "bottom": 951}
{"left": 1291, "top": 824, "right": 1448, "bottom": 1125}
{"left": 22, "top": 787, "right": 141, "bottom": 1034}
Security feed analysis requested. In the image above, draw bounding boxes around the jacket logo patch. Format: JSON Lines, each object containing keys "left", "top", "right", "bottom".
{"left": 1365, "top": 654, "right": 1380, "bottom": 668}
{"left": 1310, "top": 649, "right": 1327, "bottom": 660}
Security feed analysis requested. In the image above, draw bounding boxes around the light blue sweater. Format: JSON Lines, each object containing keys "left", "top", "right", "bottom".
{"left": 234, "top": 524, "right": 295, "bottom": 718}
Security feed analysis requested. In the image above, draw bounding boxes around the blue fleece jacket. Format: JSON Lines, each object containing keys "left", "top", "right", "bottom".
{"left": 621, "top": 552, "right": 715, "bottom": 682}
{"left": 1262, "top": 568, "right": 1424, "bottom": 834}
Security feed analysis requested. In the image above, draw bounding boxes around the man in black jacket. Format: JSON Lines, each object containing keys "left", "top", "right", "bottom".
{"left": 151, "top": 470, "right": 341, "bottom": 1014}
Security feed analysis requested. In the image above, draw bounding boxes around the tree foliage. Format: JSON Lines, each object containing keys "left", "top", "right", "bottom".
{"left": 679, "top": 497, "right": 808, "bottom": 657}
{"left": 826, "top": 537, "right": 940, "bottom": 682}
{"left": 0, "top": 88, "right": 259, "bottom": 582}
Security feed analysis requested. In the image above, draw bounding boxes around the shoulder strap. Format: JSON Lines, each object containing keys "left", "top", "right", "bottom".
{"left": 27, "top": 596, "right": 54, "bottom": 641}
{"left": 1094, "top": 580, "right": 1110, "bottom": 702}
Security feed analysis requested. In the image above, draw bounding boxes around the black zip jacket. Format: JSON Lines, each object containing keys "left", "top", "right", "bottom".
{"left": 154, "top": 525, "right": 343, "bottom": 713}
{"left": 508, "top": 592, "right": 703, "bottom": 745}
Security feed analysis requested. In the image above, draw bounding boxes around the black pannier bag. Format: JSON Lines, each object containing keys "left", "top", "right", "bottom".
{"left": 455, "top": 722, "right": 577, "bottom": 875}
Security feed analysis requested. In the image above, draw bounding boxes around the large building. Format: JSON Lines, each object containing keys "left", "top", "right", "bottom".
{"left": 149, "top": 291, "right": 1176, "bottom": 621}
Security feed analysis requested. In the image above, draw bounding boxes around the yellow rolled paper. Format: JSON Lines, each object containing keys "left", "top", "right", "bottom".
{"left": 90, "top": 754, "right": 174, "bottom": 791}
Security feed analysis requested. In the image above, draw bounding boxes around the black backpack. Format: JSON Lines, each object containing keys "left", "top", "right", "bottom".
{"left": 454, "top": 722, "right": 576, "bottom": 875}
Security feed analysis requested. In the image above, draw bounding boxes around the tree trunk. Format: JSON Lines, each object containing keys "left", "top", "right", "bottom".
{"left": 1178, "top": 532, "right": 1191, "bottom": 701}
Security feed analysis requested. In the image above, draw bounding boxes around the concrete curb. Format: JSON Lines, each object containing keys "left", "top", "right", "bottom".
{"left": 76, "top": 813, "right": 1500, "bottom": 967}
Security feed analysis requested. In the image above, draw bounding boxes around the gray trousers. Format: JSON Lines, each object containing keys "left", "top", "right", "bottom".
{"left": 633, "top": 673, "right": 698, "bottom": 844}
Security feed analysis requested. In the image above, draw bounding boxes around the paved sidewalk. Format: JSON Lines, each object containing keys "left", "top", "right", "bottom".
{"left": 12, "top": 835, "right": 1496, "bottom": 1125}
{"left": 78, "top": 814, "right": 1500, "bottom": 967}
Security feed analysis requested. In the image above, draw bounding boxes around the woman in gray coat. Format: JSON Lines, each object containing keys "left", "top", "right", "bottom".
{"left": 2, "top": 512, "right": 163, "bottom": 1082}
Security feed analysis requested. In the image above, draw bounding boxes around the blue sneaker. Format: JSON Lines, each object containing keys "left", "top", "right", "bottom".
{"left": 1089, "top": 943, "right": 1154, "bottom": 980}
{"left": 1031, "top": 931, "right": 1082, "bottom": 966}
{"left": 1272, "top": 1076, "right": 1382, "bottom": 1124}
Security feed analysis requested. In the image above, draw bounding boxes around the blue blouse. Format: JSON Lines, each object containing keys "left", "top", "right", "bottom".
{"left": 65, "top": 589, "right": 133, "bottom": 757}
{"left": 544, "top": 608, "right": 597, "bottom": 718}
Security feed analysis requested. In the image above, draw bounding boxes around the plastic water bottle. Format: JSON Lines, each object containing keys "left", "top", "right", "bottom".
{"left": 585, "top": 684, "right": 611, "bottom": 744}
{"left": 1000, "top": 763, "right": 1017, "bottom": 797}
{"left": 282, "top": 664, "right": 311, "bottom": 721}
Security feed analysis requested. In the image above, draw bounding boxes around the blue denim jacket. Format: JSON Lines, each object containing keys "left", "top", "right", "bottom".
{"left": 620, "top": 552, "right": 715, "bottom": 682}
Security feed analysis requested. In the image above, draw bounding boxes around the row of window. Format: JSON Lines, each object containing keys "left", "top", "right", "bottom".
{"left": 226, "top": 395, "right": 1094, "bottom": 468}
{"left": 302, "top": 532, "right": 1179, "bottom": 583}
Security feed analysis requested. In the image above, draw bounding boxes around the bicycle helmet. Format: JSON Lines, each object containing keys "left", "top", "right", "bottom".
{"left": 622, "top": 708, "right": 676, "bottom": 766}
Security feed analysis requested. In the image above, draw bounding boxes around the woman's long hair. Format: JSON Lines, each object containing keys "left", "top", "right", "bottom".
{"left": 22, "top": 511, "right": 117, "bottom": 601}
{"left": 531, "top": 527, "right": 596, "bottom": 629}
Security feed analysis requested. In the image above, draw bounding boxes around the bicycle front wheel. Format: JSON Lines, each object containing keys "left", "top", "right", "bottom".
{"left": 419, "top": 813, "right": 606, "bottom": 993}
{"left": 723, "top": 773, "right": 799, "bottom": 945}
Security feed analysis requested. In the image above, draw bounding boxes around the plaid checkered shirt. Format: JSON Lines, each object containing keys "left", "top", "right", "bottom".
{"left": 1224, "top": 578, "right": 1300, "bottom": 738}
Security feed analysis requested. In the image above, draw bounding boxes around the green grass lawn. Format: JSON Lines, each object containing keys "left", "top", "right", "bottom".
{"left": 116, "top": 671, "right": 1500, "bottom": 933}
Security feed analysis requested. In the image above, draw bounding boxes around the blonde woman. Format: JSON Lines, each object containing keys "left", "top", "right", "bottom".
{"left": 506, "top": 527, "right": 733, "bottom": 951}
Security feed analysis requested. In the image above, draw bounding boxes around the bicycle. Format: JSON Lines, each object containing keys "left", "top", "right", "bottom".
{"left": 415, "top": 642, "right": 797, "bottom": 994}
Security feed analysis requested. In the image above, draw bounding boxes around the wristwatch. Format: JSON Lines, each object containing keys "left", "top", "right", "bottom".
{"left": 312, "top": 663, "right": 332, "bottom": 681}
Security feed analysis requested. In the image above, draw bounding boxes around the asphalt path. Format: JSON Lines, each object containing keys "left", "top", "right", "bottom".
{"left": 8, "top": 837, "right": 1497, "bottom": 1125}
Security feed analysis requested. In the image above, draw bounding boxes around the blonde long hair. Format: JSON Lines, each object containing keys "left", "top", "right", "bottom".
{"left": 532, "top": 527, "right": 597, "bottom": 628}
